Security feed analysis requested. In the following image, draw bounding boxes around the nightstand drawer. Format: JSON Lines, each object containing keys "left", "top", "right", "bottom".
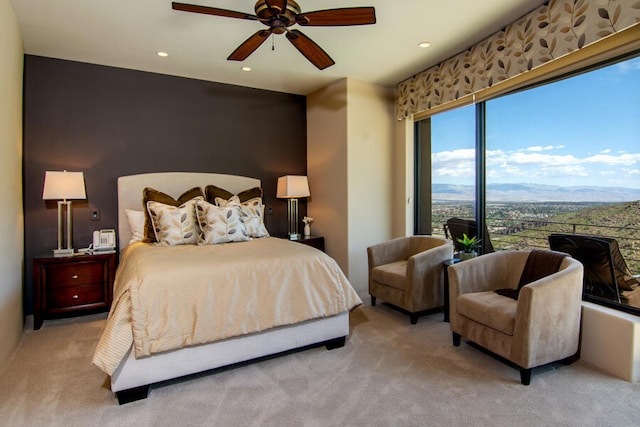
{"left": 47, "top": 285, "right": 105, "bottom": 309}
{"left": 45, "top": 261, "right": 105, "bottom": 288}
{"left": 33, "top": 252, "right": 116, "bottom": 329}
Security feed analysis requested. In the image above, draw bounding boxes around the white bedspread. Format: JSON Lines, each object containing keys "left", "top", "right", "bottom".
{"left": 92, "top": 238, "right": 361, "bottom": 375}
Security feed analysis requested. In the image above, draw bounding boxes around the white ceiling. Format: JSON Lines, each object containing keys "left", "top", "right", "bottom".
{"left": 10, "top": 0, "right": 547, "bottom": 95}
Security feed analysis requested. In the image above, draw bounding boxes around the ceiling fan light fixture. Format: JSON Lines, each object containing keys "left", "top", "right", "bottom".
{"left": 241, "top": 66, "right": 252, "bottom": 72}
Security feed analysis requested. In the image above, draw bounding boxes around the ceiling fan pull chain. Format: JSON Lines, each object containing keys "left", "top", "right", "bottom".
{"left": 272, "top": 34, "right": 275, "bottom": 51}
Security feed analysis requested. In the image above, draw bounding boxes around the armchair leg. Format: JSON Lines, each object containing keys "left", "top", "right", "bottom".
{"left": 409, "top": 313, "right": 419, "bottom": 325}
{"left": 520, "top": 368, "right": 531, "bottom": 385}
{"left": 452, "top": 332, "right": 461, "bottom": 346}
{"left": 371, "top": 296, "right": 376, "bottom": 306}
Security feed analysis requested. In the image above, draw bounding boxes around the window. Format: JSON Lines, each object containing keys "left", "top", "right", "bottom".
{"left": 415, "top": 104, "right": 475, "bottom": 235}
{"left": 417, "top": 53, "right": 640, "bottom": 314}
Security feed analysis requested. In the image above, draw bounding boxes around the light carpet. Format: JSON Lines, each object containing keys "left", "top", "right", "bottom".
{"left": 0, "top": 305, "right": 638, "bottom": 426}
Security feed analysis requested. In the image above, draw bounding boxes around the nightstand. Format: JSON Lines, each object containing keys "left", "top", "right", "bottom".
{"left": 33, "top": 252, "right": 116, "bottom": 330}
{"left": 294, "top": 235, "right": 325, "bottom": 252}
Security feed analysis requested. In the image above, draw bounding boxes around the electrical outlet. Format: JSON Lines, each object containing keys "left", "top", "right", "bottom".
{"left": 90, "top": 208, "right": 100, "bottom": 221}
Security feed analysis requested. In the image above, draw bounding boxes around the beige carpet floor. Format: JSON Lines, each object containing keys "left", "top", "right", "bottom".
{"left": 1, "top": 304, "right": 639, "bottom": 426}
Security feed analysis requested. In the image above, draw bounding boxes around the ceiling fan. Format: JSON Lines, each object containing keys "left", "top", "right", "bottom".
{"left": 172, "top": 1, "right": 376, "bottom": 70}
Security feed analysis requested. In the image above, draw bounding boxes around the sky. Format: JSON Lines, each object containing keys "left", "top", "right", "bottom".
{"left": 431, "top": 55, "right": 640, "bottom": 189}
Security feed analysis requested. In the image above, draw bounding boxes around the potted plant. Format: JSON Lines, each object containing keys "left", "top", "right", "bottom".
{"left": 457, "top": 233, "right": 480, "bottom": 261}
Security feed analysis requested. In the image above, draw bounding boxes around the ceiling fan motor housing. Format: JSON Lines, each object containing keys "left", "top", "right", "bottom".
{"left": 255, "top": 0, "right": 301, "bottom": 33}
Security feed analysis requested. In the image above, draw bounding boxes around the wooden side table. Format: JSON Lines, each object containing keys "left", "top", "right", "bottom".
{"left": 33, "top": 252, "right": 116, "bottom": 330}
{"left": 294, "top": 235, "right": 325, "bottom": 252}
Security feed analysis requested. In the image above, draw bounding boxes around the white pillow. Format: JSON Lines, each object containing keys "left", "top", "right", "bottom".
{"left": 146, "top": 197, "right": 202, "bottom": 246}
{"left": 215, "top": 195, "right": 241, "bottom": 207}
{"left": 196, "top": 199, "right": 250, "bottom": 245}
{"left": 215, "top": 196, "right": 269, "bottom": 238}
{"left": 125, "top": 209, "right": 145, "bottom": 244}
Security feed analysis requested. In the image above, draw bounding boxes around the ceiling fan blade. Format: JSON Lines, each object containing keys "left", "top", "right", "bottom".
{"left": 172, "top": 2, "right": 258, "bottom": 21}
{"left": 265, "top": 0, "right": 287, "bottom": 13}
{"left": 285, "top": 29, "right": 335, "bottom": 70}
{"left": 228, "top": 30, "right": 271, "bottom": 61}
{"left": 297, "top": 7, "right": 376, "bottom": 26}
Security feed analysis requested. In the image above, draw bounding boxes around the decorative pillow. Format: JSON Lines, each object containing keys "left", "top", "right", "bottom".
{"left": 215, "top": 195, "right": 242, "bottom": 207}
{"left": 215, "top": 196, "right": 270, "bottom": 238}
{"left": 204, "top": 185, "right": 263, "bottom": 205}
{"left": 495, "top": 249, "right": 567, "bottom": 300}
{"left": 147, "top": 197, "right": 202, "bottom": 246}
{"left": 196, "top": 199, "right": 251, "bottom": 245}
{"left": 125, "top": 209, "right": 145, "bottom": 244}
{"left": 142, "top": 186, "right": 204, "bottom": 243}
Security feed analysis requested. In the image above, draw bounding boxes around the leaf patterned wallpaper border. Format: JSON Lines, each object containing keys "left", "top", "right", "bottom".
{"left": 396, "top": 0, "right": 640, "bottom": 120}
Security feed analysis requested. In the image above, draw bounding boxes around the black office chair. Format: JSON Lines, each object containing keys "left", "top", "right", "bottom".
{"left": 444, "top": 217, "right": 495, "bottom": 254}
{"left": 548, "top": 234, "right": 639, "bottom": 304}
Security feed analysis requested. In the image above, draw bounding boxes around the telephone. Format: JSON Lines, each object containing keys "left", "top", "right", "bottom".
{"left": 92, "top": 229, "right": 116, "bottom": 251}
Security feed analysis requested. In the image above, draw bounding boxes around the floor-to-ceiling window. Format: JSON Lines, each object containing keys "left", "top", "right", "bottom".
{"left": 416, "top": 53, "right": 640, "bottom": 314}
{"left": 415, "top": 105, "right": 475, "bottom": 236}
{"left": 485, "top": 56, "right": 640, "bottom": 263}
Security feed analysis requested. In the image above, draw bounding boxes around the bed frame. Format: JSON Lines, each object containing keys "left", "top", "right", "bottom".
{"left": 111, "top": 172, "right": 349, "bottom": 404}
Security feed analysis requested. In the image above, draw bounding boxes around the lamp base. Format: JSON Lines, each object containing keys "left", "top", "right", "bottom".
{"left": 53, "top": 248, "right": 74, "bottom": 257}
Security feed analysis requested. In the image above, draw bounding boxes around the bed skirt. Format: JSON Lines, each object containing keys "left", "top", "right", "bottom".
{"left": 111, "top": 312, "right": 350, "bottom": 403}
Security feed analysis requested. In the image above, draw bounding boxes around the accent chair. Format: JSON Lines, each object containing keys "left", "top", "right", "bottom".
{"left": 548, "top": 233, "right": 640, "bottom": 305}
{"left": 367, "top": 236, "right": 453, "bottom": 324}
{"left": 448, "top": 250, "right": 583, "bottom": 385}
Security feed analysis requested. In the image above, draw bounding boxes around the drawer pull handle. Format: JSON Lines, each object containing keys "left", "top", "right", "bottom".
{"left": 71, "top": 275, "right": 79, "bottom": 279}
{"left": 72, "top": 295, "right": 79, "bottom": 299}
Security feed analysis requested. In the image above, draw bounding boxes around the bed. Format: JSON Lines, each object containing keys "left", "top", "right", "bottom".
{"left": 91, "top": 172, "right": 361, "bottom": 404}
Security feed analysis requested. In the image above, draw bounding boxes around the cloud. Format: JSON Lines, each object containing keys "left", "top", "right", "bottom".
{"left": 585, "top": 153, "right": 640, "bottom": 165}
{"left": 615, "top": 58, "right": 640, "bottom": 74}
{"left": 432, "top": 148, "right": 475, "bottom": 162}
{"left": 432, "top": 147, "right": 639, "bottom": 185}
{"left": 525, "top": 145, "right": 563, "bottom": 152}
{"left": 432, "top": 149, "right": 474, "bottom": 179}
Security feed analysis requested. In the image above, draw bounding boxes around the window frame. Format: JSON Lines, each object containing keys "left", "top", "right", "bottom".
{"left": 414, "top": 49, "right": 640, "bottom": 316}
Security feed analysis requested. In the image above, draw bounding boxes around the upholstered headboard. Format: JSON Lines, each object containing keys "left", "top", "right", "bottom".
{"left": 117, "top": 172, "right": 261, "bottom": 250}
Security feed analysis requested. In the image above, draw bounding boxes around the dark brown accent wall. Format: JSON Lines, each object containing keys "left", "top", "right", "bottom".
{"left": 23, "top": 55, "right": 307, "bottom": 315}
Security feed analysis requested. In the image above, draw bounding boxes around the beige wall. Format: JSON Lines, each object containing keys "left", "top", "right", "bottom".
{"left": 0, "top": 0, "right": 25, "bottom": 368}
{"left": 394, "top": 117, "right": 414, "bottom": 237}
{"left": 345, "top": 80, "right": 395, "bottom": 293}
{"left": 307, "top": 79, "right": 349, "bottom": 274}
{"left": 307, "top": 78, "right": 395, "bottom": 296}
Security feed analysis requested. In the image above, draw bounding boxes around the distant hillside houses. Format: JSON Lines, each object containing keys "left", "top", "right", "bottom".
{"left": 433, "top": 183, "right": 640, "bottom": 203}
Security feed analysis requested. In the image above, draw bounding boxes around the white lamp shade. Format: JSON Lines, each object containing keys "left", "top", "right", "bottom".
{"left": 42, "top": 171, "right": 86, "bottom": 201}
{"left": 276, "top": 175, "right": 310, "bottom": 199}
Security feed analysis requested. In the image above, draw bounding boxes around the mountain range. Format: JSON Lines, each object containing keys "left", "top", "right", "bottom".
{"left": 433, "top": 183, "right": 640, "bottom": 202}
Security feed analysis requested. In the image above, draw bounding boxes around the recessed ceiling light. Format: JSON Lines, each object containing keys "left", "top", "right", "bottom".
{"left": 418, "top": 41, "right": 431, "bottom": 48}
{"left": 241, "top": 67, "right": 252, "bottom": 72}
{"left": 156, "top": 51, "right": 169, "bottom": 57}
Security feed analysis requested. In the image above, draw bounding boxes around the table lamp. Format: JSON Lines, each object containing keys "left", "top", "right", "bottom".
{"left": 276, "top": 175, "right": 310, "bottom": 240}
{"left": 42, "top": 171, "right": 86, "bottom": 256}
